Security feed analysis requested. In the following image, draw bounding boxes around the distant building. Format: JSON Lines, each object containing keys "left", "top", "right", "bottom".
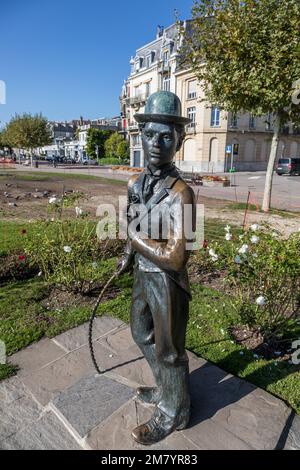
{"left": 39, "top": 117, "right": 120, "bottom": 160}
{"left": 120, "top": 23, "right": 183, "bottom": 167}
{"left": 121, "top": 22, "right": 300, "bottom": 171}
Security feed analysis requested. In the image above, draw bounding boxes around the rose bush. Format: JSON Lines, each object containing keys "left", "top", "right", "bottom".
{"left": 204, "top": 224, "right": 300, "bottom": 340}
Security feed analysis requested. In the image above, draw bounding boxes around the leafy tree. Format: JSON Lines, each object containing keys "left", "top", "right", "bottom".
{"left": 181, "top": 0, "right": 300, "bottom": 211}
{"left": 104, "top": 132, "right": 129, "bottom": 162}
{"left": 2, "top": 113, "right": 52, "bottom": 158}
{"left": 85, "top": 128, "right": 113, "bottom": 159}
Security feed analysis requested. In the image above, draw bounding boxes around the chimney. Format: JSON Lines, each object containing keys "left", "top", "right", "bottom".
{"left": 156, "top": 25, "right": 164, "bottom": 38}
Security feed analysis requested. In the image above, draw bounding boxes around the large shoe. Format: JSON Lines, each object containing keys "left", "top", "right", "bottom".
{"left": 136, "top": 386, "right": 161, "bottom": 405}
{"left": 131, "top": 407, "right": 190, "bottom": 446}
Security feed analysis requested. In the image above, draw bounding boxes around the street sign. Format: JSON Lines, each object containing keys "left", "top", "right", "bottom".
{"left": 226, "top": 145, "right": 232, "bottom": 153}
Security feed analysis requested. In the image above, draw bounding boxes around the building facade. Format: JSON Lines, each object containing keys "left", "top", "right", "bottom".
{"left": 121, "top": 23, "right": 300, "bottom": 172}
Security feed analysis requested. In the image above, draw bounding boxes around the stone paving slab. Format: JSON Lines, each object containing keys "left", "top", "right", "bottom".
{"left": 0, "top": 376, "right": 42, "bottom": 442}
{"left": 2, "top": 320, "right": 300, "bottom": 450}
{"left": 0, "top": 411, "right": 82, "bottom": 450}
{"left": 53, "top": 316, "right": 125, "bottom": 352}
{"left": 52, "top": 374, "right": 134, "bottom": 438}
{"left": 87, "top": 399, "right": 199, "bottom": 451}
{"left": 20, "top": 341, "right": 120, "bottom": 406}
{"left": 10, "top": 338, "right": 66, "bottom": 377}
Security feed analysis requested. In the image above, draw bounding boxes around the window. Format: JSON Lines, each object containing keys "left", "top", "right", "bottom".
{"left": 210, "top": 106, "right": 220, "bottom": 127}
{"left": 162, "top": 76, "right": 170, "bottom": 91}
{"left": 187, "top": 106, "right": 196, "bottom": 128}
{"left": 145, "top": 82, "right": 151, "bottom": 97}
{"left": 187, "top": 80, "right": 197, "bottom": 99}
{"left": 146, "top": 55, "right": 151, "bottom": 68}
{"left": 249, "top": 114, "right": 256, "bottom": 129}
{"left": 230, "top": 113, "right": 238, "bottom": 128}
{"left": 265, "top": 113, "right": 273, "bottom": 131}
{"left": 163, "top": 50, "right": 169, "bottom": 65}
{"left": 134, "top": 86, "right": 141, "bottom": 97}
{"left": 132, "top": 135, "right": 141, "bottom": 146}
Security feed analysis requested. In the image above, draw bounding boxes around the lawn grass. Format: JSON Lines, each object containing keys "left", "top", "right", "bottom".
{"left": 227, "top": 202, "right": 299, "bottom": 218}
{"left": 0, "top": 220, "right": 59, "bottom": 255}
{"left": 0, "top": 170, "right": 126, "bottom": 185}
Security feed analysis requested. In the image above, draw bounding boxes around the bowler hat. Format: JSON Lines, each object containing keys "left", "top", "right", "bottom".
{"left": 134, "top": 91, "right": 191, "bottom": 126}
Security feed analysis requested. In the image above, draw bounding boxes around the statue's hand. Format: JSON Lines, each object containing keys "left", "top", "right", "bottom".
{"left": 117, "top": 253, "right": 133, "bottom": 275}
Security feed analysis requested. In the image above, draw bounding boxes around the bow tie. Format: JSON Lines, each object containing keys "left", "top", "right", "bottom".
{"left": 145, "top": 164, "right": 174, "bottom": 178}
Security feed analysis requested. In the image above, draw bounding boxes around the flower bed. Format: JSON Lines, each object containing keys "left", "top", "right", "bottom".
{"left": 201, "top": 175, "right": 230, "bottom": 187}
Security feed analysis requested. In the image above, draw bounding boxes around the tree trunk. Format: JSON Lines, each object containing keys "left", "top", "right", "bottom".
{"left": 262, "top": 116, "right": 281, "bottom": 212}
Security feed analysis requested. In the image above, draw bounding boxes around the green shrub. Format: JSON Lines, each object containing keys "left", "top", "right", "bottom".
{"left": 24, "top": 194, "right": 125, "bottom": 293}
{"left": 204, "top": 224, "right": 300, "bottom": 339}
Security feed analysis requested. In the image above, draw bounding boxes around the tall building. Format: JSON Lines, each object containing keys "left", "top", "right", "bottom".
{"left": 121, "top": 23, "right": 300, "bottom": 172}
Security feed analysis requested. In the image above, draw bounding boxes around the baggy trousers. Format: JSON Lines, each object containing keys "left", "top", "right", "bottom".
{"left": 130, "top": 268, "right": 190, "bottom": 421}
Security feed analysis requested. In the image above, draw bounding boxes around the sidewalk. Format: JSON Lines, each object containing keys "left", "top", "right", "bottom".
{"left": 1, "top": 316, "right": 299, "bottom": 450}
{"left": 12, "top": 164, "right": 300, "bottom": 212}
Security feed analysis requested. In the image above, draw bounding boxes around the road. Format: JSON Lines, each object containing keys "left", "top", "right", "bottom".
{"left": 9, "top": 163, "right": 300, "bottom": 212}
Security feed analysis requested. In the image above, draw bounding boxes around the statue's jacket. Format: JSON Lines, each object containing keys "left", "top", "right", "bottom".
{"left": 126, "top": 168, "right": 196, "bottom": 299}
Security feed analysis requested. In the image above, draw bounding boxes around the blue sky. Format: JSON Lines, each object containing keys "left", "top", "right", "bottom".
{"left": 0, "top": 0, "right": 193, "bottom": 126}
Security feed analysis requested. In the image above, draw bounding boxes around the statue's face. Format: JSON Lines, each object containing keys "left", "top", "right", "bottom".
{"left": 142, "top": 122, "right": 180, "bottom": 168}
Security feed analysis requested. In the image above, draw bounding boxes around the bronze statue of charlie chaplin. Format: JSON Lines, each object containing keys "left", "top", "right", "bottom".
{"left": 118, "top": 91, "right": 196, "bottom": 445}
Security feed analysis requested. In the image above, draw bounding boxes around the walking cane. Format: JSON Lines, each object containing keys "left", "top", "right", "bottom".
{"left": 88, "top": 268, "right": 122, "bottom": 374}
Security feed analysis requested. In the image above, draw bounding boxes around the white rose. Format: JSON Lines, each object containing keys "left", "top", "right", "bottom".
{"left": 256, "top": 295, "right": 266, "bottom": 306}
{"left": 238, "top": 244, "right": 249, "bottom": 254}
{"left": 75, "top": 206, "right": 83, "bottom": 216}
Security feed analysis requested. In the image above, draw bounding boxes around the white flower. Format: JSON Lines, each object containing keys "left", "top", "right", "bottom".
{"left": 256, "top": 295, "right": 266, "bottom": 306}
{"left": 252, "top": 252, "right": 258, "bottom": 258}
{"left": 250, "top": 235, "right": 259, "bottom": 244}
{"left": 49, "top": 197, "right": 57, "bottom": 204}
{"left": 63, "top": 245, "right": 72, "bottom": 253}
{"left": 225, "top": 233, "right": 232, "bottom": 241}
{"left": 234, "top": 255, "right": 242, "bottom": 264}
{"left": 209, "top": 248, "right": 218, "bottom": 261}
{"left": 250, "top": 224, "right": 260, "bottom": 232}
{"left": 75, "top": 206, "right": 83, "bottom": 216}
{"left": 238, "top": 244, "right": 249, "bottom": 254}
{"left": 225, "top": 225, "right": 231, "bottom": 233}
{"left": 37, "top": 271, "right": 42, "bottom": 277}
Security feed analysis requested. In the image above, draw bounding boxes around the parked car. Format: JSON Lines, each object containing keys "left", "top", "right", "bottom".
{"left": 82, "top": 158, "right": 98, "bottom": 166}
{"left": 276, "top": 157, "right": 300, "bottom": 176}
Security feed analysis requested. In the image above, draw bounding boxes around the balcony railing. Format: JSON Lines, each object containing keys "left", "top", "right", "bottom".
{"left": 127, "top": 94, "right": 147, "bottom": 106}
